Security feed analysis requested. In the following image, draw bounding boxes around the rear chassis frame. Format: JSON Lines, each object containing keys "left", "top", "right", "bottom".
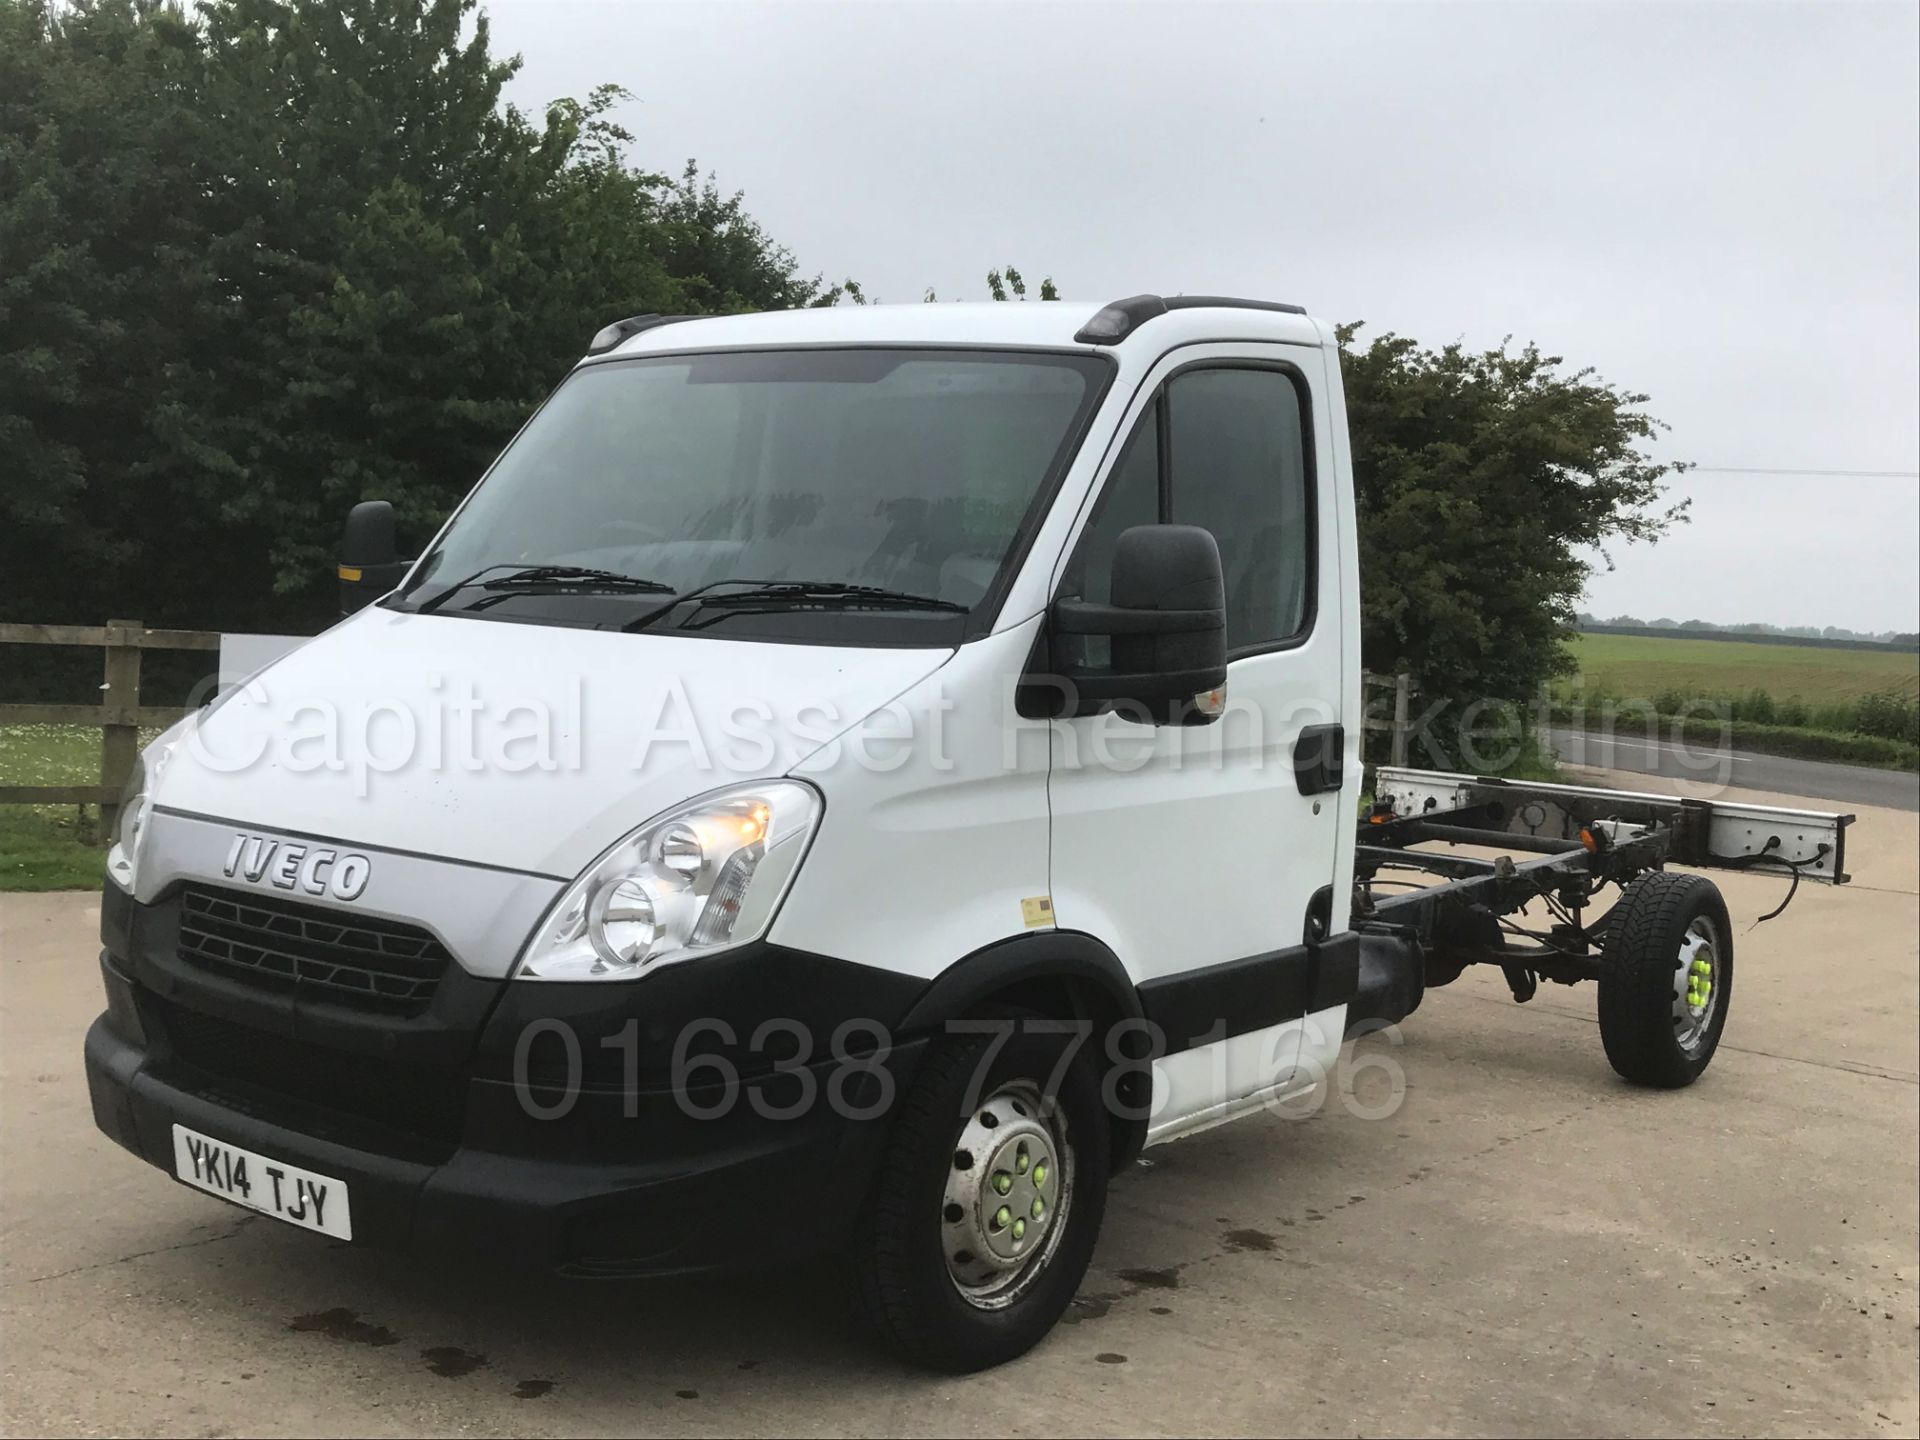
{"left": 1348, "top": 768, "right": 1853, "bottom": 1003}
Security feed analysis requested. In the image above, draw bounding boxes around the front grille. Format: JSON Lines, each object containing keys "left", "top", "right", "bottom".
{"left": 151, "top": 997, "right": 467, "bottom": 1154}
{"left": 178, "top": 884, "right": 451, "bottom": 1016}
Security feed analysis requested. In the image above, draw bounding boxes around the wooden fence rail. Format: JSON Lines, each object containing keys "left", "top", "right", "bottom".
{"left": 2, "top": 619, "right": 1417, "bottom": 842}
{"left": 0, "top": 619, "right": 217, "bottom": 833}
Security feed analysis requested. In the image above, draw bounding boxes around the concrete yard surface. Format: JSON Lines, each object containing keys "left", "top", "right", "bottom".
{"left": 2, "top": 780, "right": 1916, "bottom": 1438}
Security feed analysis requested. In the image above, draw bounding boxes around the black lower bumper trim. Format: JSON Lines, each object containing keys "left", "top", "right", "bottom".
{"left": 85, "top": 959, "right": 928, "bottom": 1277}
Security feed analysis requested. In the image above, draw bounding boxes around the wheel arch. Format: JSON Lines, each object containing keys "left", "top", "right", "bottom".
{"left": 898, "top": 931, "right": 1150, "bottom": 1172}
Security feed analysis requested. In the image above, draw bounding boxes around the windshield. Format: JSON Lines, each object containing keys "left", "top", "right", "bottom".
{"left": 396, "top": 347, "right": 1111, "bottom": 641}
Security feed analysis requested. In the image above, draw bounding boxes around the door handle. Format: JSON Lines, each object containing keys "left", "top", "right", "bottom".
{"left": 1293, "top": 723, "right": 1345, "bottom": 796}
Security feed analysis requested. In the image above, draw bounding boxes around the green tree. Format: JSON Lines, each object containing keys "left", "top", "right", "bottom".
{"left": 186, "top": 0, "right": 718, "bottom": 605}
{"left": 986, "top": 265, "right": 1058, "bottom": 301}
{"left": 0, "top": 0, "right": 823, "bottom": 633}
{"left": 0, "top": 0, "right": 231, "bottom": 628}
{"left": 656, "top": 160, "right": 826, "bottom": 314}
{"left": 1338, "top": 325, "right": 1686, "bottom": 753}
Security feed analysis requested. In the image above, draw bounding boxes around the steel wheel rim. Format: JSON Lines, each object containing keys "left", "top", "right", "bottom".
{"left": 942, "top": 1081, "right": 1073, "bottom": 1310}
{"left": 1672, "top": 914, "right": 1721, "bottom": 1053}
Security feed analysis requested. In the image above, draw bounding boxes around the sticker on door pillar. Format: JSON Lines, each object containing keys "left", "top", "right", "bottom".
{"left": 1020, "top": 895, "right": 1055, "bottom": 929}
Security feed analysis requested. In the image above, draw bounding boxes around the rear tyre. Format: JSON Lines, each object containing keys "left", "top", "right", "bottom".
{"left": 1597, "top": 871, "right": 1733, "bottom": 1088}
{"left": 846, "top": 1017, "right": 1110, "bottom": 1372}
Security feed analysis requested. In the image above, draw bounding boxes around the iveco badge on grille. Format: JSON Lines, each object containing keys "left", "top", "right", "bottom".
{"left": 222, "top": 833, "right": 371, "bottom": 901}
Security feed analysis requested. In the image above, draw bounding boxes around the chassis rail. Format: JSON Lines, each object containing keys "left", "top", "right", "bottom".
{"left": 1347, "top": 767, "right": 1854, "bottom": 1002}
{"left": 1369, "top": 767, "right": 1852, "bottom": 884}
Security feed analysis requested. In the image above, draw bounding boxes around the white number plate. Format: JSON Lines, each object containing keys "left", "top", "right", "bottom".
{"left": 171, "top": 1124, "right": 353, "bottom": 1240}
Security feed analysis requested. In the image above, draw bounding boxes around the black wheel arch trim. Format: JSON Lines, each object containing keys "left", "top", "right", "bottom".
{"left": 900, "top": 928, "right": 1362, "bottom": 1053}
{"left": 895, "top": 929, "right": 1361, "bottom": 1174}
{"left": 895, "top": 930, "right": 1146, "bottom": 1037}
{"left": 897, "top": 930, "right": 1149, "bottom": 1173}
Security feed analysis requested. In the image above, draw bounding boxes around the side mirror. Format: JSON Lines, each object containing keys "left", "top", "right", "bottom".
{"left": 338, "top": 501, "right": 411, "bottom": 615}
{"left": 1043, "top": 524, "right": 1228, "bottom": 724}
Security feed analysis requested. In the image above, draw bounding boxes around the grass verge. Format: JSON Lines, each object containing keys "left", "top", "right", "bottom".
{"left": 0, "top": 805, "right": 104, "bottom": 891}
{"left": 0, "top": 722, "right": 160, "bottom": 892}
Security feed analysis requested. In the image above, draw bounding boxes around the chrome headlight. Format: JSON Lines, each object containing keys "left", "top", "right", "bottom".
{"left": 516, "top": 781, "right": 822, "bottom": 981}
{"left": 105, "top": 720, "right": 189, "bottom": 892}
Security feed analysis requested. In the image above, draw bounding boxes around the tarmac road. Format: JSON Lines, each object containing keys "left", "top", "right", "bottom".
{"left": 2, "top": 773, "right": 1915, "bottom": 1438}
{"left": 1548, "top": 728, "right": 1920, "bottom": 812}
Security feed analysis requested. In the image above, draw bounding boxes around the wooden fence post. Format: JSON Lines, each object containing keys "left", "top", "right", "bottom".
{"left": 99, "top": 619, "right": 143, "bottom": 839}
{"left": 1391, "top": 672, "right": 1412, "bottom": 768}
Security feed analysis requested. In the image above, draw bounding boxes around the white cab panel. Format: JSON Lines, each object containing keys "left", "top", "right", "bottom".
{"left": 774, "top": 620, "right": 1054, "bottom": 981}
{"left": 157, "top": 605, "right": 952, "bottom": 880}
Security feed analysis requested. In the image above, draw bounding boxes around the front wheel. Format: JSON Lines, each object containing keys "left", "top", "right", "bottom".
{"left": 846, "top": 1018, "right": 1110, "bottom": 1371}
{"left": 1598, "top": 871, "right": 1733, "bottom": 1088}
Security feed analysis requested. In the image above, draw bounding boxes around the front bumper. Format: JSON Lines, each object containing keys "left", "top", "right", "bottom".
{"left": 86, "top": 881, "right": 930, "bottom": 1276}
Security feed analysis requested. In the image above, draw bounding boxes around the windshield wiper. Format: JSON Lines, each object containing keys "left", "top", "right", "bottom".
{"left": 477, "top": 565, "right": 675, "bottom": 593}
{"left": 618, "top": 578, "right": 969, "bottom": 634}
{"left": 679, "top": 582, "right": 969, "bottom": 631}
{"left": 416, "top": 564, "right": 673, "bottom": 613}
{"left": 692, "top": 581, "right": 967, "bottom": 612}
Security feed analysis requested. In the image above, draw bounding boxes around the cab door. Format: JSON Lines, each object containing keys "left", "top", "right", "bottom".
{"left": 1045, "top": 343, "right": 1346, "bottom": 1139}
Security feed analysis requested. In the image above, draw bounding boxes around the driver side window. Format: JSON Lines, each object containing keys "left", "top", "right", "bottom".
{"left": 1064, "top": 366, "right": 1312, "bottom": 656}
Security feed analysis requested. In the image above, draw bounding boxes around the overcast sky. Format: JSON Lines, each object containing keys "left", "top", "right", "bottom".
{"left": 488, "top": 0, "right": 1920, "bottom": 633}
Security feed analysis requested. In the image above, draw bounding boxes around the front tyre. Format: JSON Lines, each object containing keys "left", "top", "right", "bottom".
{"left": 1598, "top": 871, "right": 1733, "bottom": 1088}
{"left": 847, "top": 1018, "right": 1110, "bottom": 1372}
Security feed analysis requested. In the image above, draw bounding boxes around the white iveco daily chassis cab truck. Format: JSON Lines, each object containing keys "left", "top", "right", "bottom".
{"left": 86, "top": 295, "right": 1853, "bottom": 1370}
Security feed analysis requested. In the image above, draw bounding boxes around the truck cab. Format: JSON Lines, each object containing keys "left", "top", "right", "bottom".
{"left": 89, "top": 294, "right": 1845, "bottom": 1370}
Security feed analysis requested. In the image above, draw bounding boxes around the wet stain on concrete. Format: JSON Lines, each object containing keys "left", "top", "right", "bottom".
{"left": 1095, "top": 1352, "right": 1128, "bottom": 1365}
{"left": 1149, "top": 1306, "right": 1173, "bottom": 1316}
{"left": 676, "top": 1389, "right": 700, "bottom": 1400}
{"left": 512, "top": 1379, "right": 555, "bottom": 1400}
{"left": 1069, "top": 1261, "right": 1194, "bottom": 1326}
{"left": 1222, "top": 1228, "right": 1279, "bottom": 1253}
{"left": 287, "top": 1309, "right": 399, "bottom": 1347}
{"left": 1062, "top": 1293, "right": 1117, "bottom": 1324}
{"left": 420, "top": 1346, "right": 487, "bottom": 1378}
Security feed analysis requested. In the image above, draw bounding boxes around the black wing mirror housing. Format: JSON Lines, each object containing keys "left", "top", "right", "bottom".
{"left": 1035, "top": 524, "right": 1229, "bottom": 725}
{"left": 338, "top": 500, "right": 412, "bottom": 615}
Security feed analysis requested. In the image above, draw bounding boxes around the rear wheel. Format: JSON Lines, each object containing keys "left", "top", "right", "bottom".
{"left": 847, "top": 1018, "right": 1109, "bottom": 1371}
{"left": 1597, "top": 871, "right": 1733, "bottom": 1088}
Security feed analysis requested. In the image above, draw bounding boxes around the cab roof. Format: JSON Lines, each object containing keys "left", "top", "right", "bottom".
{"left": 589, "top": 293, "right": 1327, "bottom": 361}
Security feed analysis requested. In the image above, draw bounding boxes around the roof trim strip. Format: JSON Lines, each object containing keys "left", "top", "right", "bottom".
{"left": 1072, "top": 292, "right": 1306, "bottom": 346}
